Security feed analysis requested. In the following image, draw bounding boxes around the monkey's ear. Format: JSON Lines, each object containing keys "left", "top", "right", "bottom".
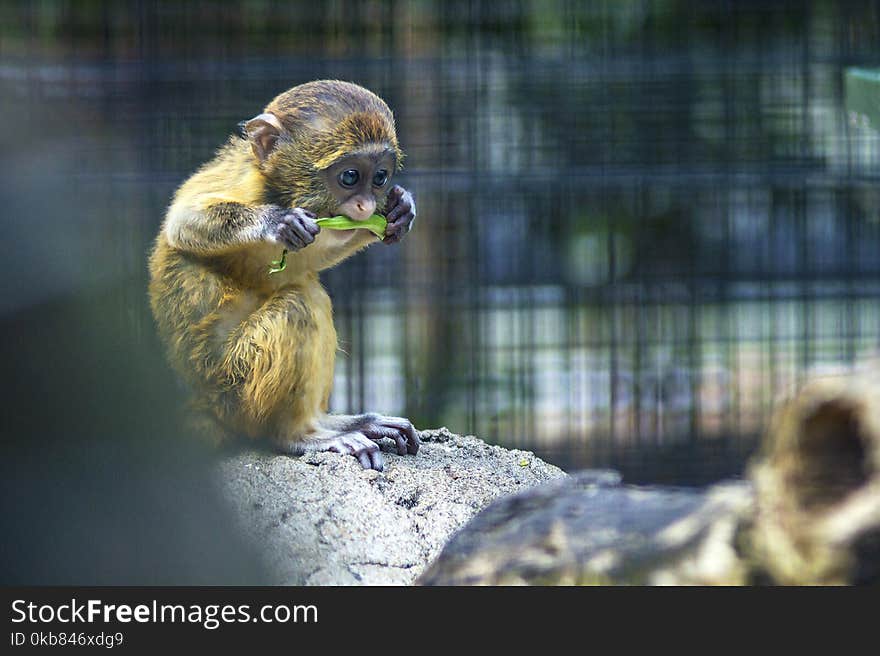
{"left": 244, "top": 112, "right": 284, "bottom": 162}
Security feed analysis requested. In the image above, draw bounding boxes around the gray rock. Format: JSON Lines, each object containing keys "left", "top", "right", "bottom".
{"left": 215, "top": 427, "right": 566, "bottom": 585}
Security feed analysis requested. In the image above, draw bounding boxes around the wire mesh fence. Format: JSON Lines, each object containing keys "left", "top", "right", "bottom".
{"left": 2, "top": 0, "right": 879, "bottom": 483}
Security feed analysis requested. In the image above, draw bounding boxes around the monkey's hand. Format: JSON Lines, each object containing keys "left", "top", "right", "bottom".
{"left": 383, "top": 185, "right": 416, "bottom": 244}
{"left": 263, "top": 206, "right": 321, "bottom": 251}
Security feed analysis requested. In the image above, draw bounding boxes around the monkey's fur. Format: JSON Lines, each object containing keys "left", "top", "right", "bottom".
{"left": 148, "top": 80, "right": 419, "bottom": 470}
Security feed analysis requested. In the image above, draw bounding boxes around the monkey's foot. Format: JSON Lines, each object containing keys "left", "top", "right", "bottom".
{"left": 289, "top": 432, "right": 386, "bottom": 471}
{"left": 286, "top": 415, "right": 420, "bottom": 470}
{"left": 354, "top": 414, "right": 420, "bottom": 457}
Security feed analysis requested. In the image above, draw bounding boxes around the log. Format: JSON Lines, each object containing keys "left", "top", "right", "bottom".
{"left": 419, "top": 369, "right": 880, "bottom": 585}
{"left": 746, "top": 370, "right": 880, "bottom": 584}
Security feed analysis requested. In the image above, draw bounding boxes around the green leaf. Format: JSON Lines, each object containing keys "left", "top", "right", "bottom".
{"left": 268, "top": 249, "right": 288, "bottom": 275}
{"left": 316, "top": 214, "right": 388, "bottom": 239}
{"left": 267, "top": 214, "right": 388, "bottom": 275}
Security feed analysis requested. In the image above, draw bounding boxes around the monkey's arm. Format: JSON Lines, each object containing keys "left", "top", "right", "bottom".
{"left": 164, "top": 201, "right": 320, "bottom": 256}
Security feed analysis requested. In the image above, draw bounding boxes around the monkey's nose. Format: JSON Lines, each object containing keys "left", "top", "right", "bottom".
{"left": 348, "top": 197, "right": 376, "bottom": 221}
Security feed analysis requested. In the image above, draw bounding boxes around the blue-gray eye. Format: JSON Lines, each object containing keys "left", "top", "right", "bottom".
{"left": 340, "top": 169, "right": 359, "bottom": 187}
{"left": 372, "top": 169, "right": 388, "bottom": 187}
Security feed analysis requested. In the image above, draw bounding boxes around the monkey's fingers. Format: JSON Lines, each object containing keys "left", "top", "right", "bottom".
{"left": 326, "top": 433, "right": 384, "bottom": 470}
{"left": 291, "top": 216, "right": 319, "bottom": 245}
{"left": 287, "top": 432, "right": 385, "bottom": 470}
{"left": 383, "top": 214, "right": 413, "bottom": 244}
{"left": 387, "top": 184, "right": 405, "bottom": 204}
{"left": 385, "top": 198, "right": 413, "bottom": 224}
{"left": 382, "top": 187, "right": 403, "bottom": 219}
{"left": 361, "top": 425, "right": 410, "bottom": 455}
{"left": 384, "top": 197, "right": 415, "bottom": 242}
{"left": 277, "top": 223, "right": 306, "bottom": 250}
{"left": 380, "top": 417, "right": 420, "bottom": 455}
{"left": 293, "top": 210, "right": 321, "bottom": 237}
{"left": 382, "top": 220, "right": 414, "bottom": 244}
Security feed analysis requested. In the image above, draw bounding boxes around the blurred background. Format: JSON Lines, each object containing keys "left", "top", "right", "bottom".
{"left": 2, "top": 0, "right": 880, "bottom": 582}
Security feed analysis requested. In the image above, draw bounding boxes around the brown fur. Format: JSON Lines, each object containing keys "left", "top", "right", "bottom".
{"left": 148, "top": 80, "right": 402, "bottom": 447}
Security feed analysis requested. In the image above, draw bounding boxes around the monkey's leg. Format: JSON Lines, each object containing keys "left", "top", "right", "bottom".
{"left": 217, "top": 285, "right": 337, "bottom": 442}
{"left": 218, "top": 287, "right": 418, "bottom": 471}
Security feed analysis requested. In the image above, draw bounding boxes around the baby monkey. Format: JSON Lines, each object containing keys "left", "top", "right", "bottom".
{"left": 149, "top": 80, "right": 418, "bottom": 470}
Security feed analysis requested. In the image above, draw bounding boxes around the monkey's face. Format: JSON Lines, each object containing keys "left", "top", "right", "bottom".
{"left": 244, "top": 81, "right": 404, "bottom": 220}
{"left": 319, "top": 148, "right": 396, "bottom": 221}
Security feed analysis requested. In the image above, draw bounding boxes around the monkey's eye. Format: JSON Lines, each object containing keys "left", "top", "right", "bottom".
{"left": 339, "top": 169, "right": 360, "bottom": 188}
{"left": 372, "top": 169, "right": 389, "bottom": 187}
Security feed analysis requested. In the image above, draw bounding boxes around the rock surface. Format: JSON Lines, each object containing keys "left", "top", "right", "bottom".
{"left": 215, "top": 427, "right": 565, "bottom": 585}
{"left": 217, "top": 369, "right": 880, "bottom": 586}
